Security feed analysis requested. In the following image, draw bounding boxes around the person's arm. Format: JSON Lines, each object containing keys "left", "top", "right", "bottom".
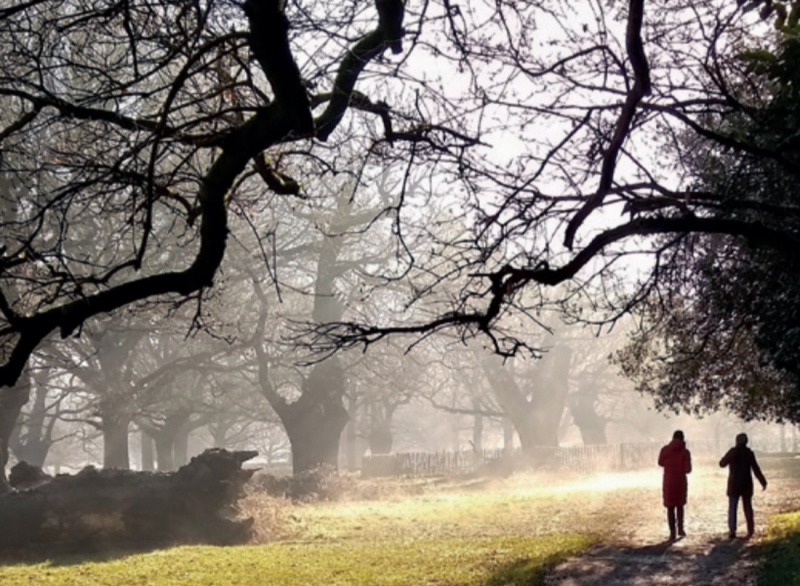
{"left": 658, "top": 447, "right": 666, "bottom": 467}
{"left": 752, "top": 452, "right": 768, "bottom": 490}
{"left": 686, "top": 450, "right": 692, "bottom": 474}
{"left": 719, "top": 448, "right": 732, "bottom": 468}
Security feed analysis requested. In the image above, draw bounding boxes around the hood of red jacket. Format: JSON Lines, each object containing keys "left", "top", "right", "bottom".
{"left": 664, "top": 439, "right": 686, "bottom": 453}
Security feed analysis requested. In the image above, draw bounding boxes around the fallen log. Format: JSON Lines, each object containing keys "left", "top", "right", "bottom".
{"left": 0, "top": 448, "right": 258, "bottom": 554}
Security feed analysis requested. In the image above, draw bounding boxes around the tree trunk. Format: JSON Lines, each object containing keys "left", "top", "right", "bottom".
{"left": 472, "top": 408, "right": 484, "bottom": 452}
{"left": 140, "top": 431, "right": 155, "bottom": 472}
{"left": 154, "top": 435, "right": 175, "bottom": 472}
{"left": 143, "top": 412, "right": 193, "bottom": 472}
{"left": 285, "top": 409, "right": 348, "bottom": 474}
{"left": 15, "top": 439, "right": 49, "bottom": 469}
{"left": 528, "top": 344, "right": 572, "bottom": 447}
{"left": 11, "top": 374, "right": 52, "bottom": 467}
{"left": 368, "top": 426, "right": 393, "bottom": 455}
{"left": 366, "top": 400, "right": 397, "bottom": 455}
{"left": 482, "top": 351, "right": 569, "bottom": 453}
{"left": 281, "top": 358, "right": 348, "bottom": 475}
{"left": 173, "top": 425, "right": 189, "bottom": 468}
{"left": 208, "top": 418, "right": 233, "bottom": 448}
{"left": 344, "top": 396, "right": 359, "bottom": 470}
{"left": 570, "top": 385, "right": 608, "bottom": 445}
{"left": 502, "top": 418, "right": 515, "bottom": 455}
{"left": 102, "top": 416, "right": 130, "bottom": 469}
{"left": 514, "top": 413, "right": 558, "bottom": 452}
{"left": 573, "top": 416, "right": 608, "bottom": 445}
{"left": 0, "top": 384, "right": 30, "bottom": 493}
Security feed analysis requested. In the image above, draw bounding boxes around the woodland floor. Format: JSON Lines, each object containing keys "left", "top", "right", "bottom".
{"left": 543, "top": 456, "right": 800, "bottom": 586}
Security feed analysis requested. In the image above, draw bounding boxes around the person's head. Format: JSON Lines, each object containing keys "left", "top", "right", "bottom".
{"left": 673, "top": 430, "right": 684, "bottom": 441}
{"left": 736, "top": 433, "right": 748, "bottom": 446}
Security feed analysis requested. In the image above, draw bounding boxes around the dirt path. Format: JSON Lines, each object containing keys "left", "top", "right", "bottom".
{"left": 543, "top": 461, "right": 800, "bottom": 586}
{"left": 543, "top": 539, "right": 758, "bottom": 585}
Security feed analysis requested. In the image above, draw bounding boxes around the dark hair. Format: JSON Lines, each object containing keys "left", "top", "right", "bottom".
{"left": 736, "top": 433, "right": 748, "bottom": 446}
{"left": 673, "top": 430, "right": 684, "bottom": 441}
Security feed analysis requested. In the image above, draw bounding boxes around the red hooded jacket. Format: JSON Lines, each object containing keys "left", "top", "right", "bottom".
{"left": 658, "top": 439, "right": 692, "bottom": 507}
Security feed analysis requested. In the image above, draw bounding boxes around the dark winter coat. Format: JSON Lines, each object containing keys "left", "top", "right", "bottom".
{"left": 658, "top": 439, "right": 692, "bottom": 507}
{"left": 719, "top": 445, "right": 767, "bottom": 498}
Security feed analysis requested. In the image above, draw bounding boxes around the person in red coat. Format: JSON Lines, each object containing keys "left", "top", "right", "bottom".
{"left": 658, "top": 430, "right": 692, "bottom": 540}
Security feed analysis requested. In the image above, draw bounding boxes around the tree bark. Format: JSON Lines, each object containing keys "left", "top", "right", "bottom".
{"left": 102, "top": 415, "right": 131, "bottom": 470}
{"left": 282, "top": 358, "right": 348, "bottom": 475}
{"left": 140, "top": 431, "right": 155, "bottom": 472}
{"left": 368, "top": 426, "right": 393, "bottom": 455}
{"left": 344, "top": 395, "right": 359, "bottom": 470}
{"left": 480, "top": 345, "right": 572, "bottom": 460}
{"left": 140, "top": 412, "right": 194, "bottom": 472}
{"left": 570, "top": 385, "right": 608, "bottom": 445}
{"left": 208, "top": 417, "right": 234, "bottom": 448}
{"left": 366, "top": 400, "right": 397, "bottom": 455}
{"left": 0, "top": 383, "right": 30, "bottom": 494}
{"left": 173, "top": 425, "right": 189, "bottom": 468}
{"left": 154, "top": 435, "right": 175, "bottom": 472}
{"left": 9, "top": 371, "right": 51, "bottom": 467}
{"left": 502, "top": 418, "right": 515, "bottom": 455}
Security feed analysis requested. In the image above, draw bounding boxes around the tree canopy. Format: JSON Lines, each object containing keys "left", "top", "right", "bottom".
{"left": 617, "top": 26, "right": 800, "bottom": 423}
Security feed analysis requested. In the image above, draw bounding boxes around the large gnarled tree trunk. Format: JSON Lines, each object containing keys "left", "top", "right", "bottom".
{"left": 280, "top": 358, "right": 349, "bottom": 474}
{"left": 9, "top": 369, "right": 54, "bottom": 468}
{"left": 253, "top": 189, "right": 369, "bottom": 475}
{"left": 481, "top": 345, "right": 572, "bottom": 455}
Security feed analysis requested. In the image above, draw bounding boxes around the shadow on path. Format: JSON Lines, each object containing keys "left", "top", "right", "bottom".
{"left": 543, "top": 537, "right": 756, "bottom": 586}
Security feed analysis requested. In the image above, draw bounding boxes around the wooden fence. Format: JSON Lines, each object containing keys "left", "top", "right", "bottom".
{"left": 361, "top": 439, "right": 785, "bottom": 478}
{"left": 362, "top": 448, "right": 507, "bottom": 478}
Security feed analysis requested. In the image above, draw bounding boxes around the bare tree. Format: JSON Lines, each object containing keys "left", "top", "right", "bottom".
{"left": 304, "top": 1, "right": 798, "bottom": 368}
{"left": 0, "top": 0, "right": 416, "bottom": 387}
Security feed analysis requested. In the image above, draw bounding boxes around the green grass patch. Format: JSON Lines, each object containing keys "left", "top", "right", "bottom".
{"left": 759, "top": 509, "right": 800, "bottom": 586}
{"left": 0, "top": 535, "right": 596, "bottom": 586}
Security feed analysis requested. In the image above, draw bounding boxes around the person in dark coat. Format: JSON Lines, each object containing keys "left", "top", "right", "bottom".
{"left": 658, "top": 430, "right": 692, "bottom": 540}
{"left": 719, "top": 433, "right": 767, "bottom": 538}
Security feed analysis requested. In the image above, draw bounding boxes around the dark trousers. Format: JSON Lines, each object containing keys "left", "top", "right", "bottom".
{"left": 667, "top": 505, "right": 684, "bottom": 537}
{"left": 728, "top": 494, "right": 754, "bottom": 536}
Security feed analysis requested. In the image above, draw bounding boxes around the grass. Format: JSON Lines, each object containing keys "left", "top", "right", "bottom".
{"left": 7, "top": 463, "right": 796, "bottom": 585}
{"left": 263, "top": 477, "right": 626, "bottom": 543}
{"left": 0, "top": 535, "right": 595, "bottom": 585}
{"left": 759, "top": 509, "right": 800, "bottom": 586}
{"left": 0, "top": 473, "right": 614, "bottom": 585}
{"left": 755, "top": 456, "right": 800, "bottom": 586}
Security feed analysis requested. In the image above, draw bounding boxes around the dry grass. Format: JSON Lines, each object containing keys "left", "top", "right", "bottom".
{"left": 240, "top": 469, "right": 653, "bottom": 544}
